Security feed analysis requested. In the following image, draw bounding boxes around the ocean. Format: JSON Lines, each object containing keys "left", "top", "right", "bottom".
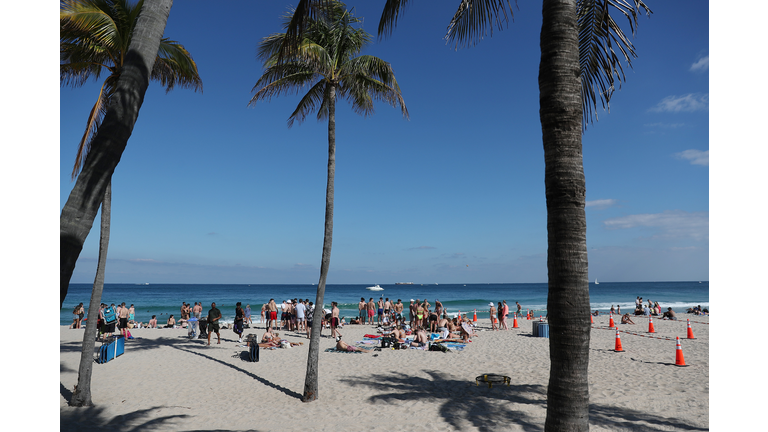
{"left": 60, "top": 281, "right": 709, "bottom": 326}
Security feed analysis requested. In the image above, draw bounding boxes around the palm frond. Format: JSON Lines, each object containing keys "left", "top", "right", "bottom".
{"left": 377, "top": 0, "right": 412, "bottom": 40}
{"left": 445, "top": 0, "right": 516, "bottom": 50}
{"left": 578, "top": 0, "right": 652, "bottom": 127}
{"left": 152, "top": 38, "right": 203, "bottom": 93}
{"left": 249, "top": 63, "right": 322, "bottom": 104}
{"left": 289, "top": 81, "right": 328, "bottom": 127}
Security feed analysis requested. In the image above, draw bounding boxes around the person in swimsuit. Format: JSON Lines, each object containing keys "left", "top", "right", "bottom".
{"left": 358, "top": 297, "right": 367, "bottom": 324}
{"left": 377, "top": 297, "right": 384, "bottom": 325}
{"left": 415, "top": 301, "right": 425, "bottom": 328}
{"left": 395, "top": 299, "right": 404, "bottom": 326}
{"left": 331, "top": 302, "right": 342, "bottom": 339}
{"left": 245, "top": 304, "right": 252, "bottom": 325}
{"left": 411, "top": 328, "right": 429, "bottom": 348}
{"left": 489, "top": 302, "right": 498, "bottom": 330}
{"left": 336, "top": 338, "right": 370, "bottom": 353}
{"left": 367, "top": 298, "right": 375, "bottom": 325}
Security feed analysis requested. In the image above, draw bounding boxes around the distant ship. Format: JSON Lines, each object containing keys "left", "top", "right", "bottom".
{"left": 395, "top": 282, "right": 414, "bottom": 285}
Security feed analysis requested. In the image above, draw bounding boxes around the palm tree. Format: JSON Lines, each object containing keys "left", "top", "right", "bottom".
{"left": 61, "top": 0, "right": 201, "bottom": 407}
{"left": 284, "top": 0, "right": 650, "bottom": 428}
{"left": 248, "top": 1, "right": 408, "bottom": 402}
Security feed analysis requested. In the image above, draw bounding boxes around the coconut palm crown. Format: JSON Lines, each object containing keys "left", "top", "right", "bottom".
{"left": 249, "top": 2, "right": 408, "bottom": 126}
{"left": 60, "top": 0, "right": 203, "bottom": 179}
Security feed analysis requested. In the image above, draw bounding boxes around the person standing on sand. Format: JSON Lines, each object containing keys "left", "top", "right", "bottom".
{"left": 516, "top": 301, "right": 522, "bottom": 316}
{"left": 305, "top": 301, "right": 314, "bottom": 339}
{"left": 501, "top": 301, "right": 509, "bottom": 330}
{"left": 207, "top": 302, "right": 222, "bottom": 345}
{"left": 245, "top": 304, "right": 252, "bottom": 326}
{"left": 409, "top": 299, "right": 416, "bottom": 328}
{"left": 367, "top": 298, "right": 376, "bottom": 325}
{"left": 261, "top": 303, "right": 266, "bottom": 325}
{"left": 358, "top": 297, "right": 366, "bottom": 324}
{"left": 267, "top": 299, "right": 278, "bottom": 329}
{"left": 295, "top": 298, "right": 306, "bottom": 332}
{"left": 395, "top": 299, "right": 404, "bottom": 326}
{"left": 489, "top": 302, "right": 498, "bottom": 330}
{"left": 119, "top": 302, "right": 131, "bottom": 337}
{"left": 331, "top": 302, "right": 342, "bottom": 340}
{"left": 377, "top": 297, "right": 384, "bottom": 326}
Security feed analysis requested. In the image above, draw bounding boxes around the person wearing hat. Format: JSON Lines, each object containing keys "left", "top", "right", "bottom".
{"left": 489, "top": 302, "right": 498, "bottom": 330}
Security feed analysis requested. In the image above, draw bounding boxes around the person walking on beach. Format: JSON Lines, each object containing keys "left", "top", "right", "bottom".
{"left": 207, "top": 302, "right": 222, "bottom": 345}
{"left": 489, "top": 302, "right": 498, "bottom": 330}
{"left": 234, "top": 302, "right": 245, "bottom": 343}
{"left": 516, "top": 301, "right": 522, "bottom": 316}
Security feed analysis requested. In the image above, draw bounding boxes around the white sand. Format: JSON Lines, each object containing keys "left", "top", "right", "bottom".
{"left": 60, "top": 314, "right": 708, "bottom": 431}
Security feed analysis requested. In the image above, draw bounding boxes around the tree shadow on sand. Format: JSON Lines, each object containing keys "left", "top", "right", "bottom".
{"left": 61, "top": 405, "right": 192, "bottom": 432}
{"left": 341, "top": 370, "right": 708, "bottom": 432}
{"left": 171, "top": 345, "right": 303, "bottom": 400}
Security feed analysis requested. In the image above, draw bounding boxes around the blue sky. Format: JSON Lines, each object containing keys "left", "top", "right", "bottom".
{"left": 57, "top": 1, "right": 709, "bottom": 284}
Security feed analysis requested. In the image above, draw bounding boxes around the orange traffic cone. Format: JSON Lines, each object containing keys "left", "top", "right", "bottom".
{"left": 614, "top": 329, "right": 624, "bottom": 352}
{"left": 526, "top": 310, "right": 530, "bottom": 320}
{"left": 608, "top": 313, "right": 615, "bottom": 328}
{"left": 591, "top": 314, "right": 594, "bottom": 324}
{"left": 648, "top": 315, "right": 656, "bottom": 333}
{"left": 686, "top": 319, "right": 695, "bottom": 339}
{"left": 675, "top": 337, "right": 687, "bottom": 366}
{"left": 513, "top": 314, "right": 519, "bottom": 328}
{"left": 473, "top": 310, "right": 477, "bottom": 322}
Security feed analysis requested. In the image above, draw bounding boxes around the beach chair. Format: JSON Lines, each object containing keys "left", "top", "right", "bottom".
{"left": 96, "top": 335, "right": 125, "bottom": 364}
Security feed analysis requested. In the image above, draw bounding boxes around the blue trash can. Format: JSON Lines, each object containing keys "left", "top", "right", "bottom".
{"left": 538, "top": 323, "right": 550, "bottom": 338}
{"left": 532, "top": 321, "right": 541, "bottom": 337}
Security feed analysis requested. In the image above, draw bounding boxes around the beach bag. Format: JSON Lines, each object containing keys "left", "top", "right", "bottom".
{"left": 104, "top": 306, "right": 117, "bottom": 324}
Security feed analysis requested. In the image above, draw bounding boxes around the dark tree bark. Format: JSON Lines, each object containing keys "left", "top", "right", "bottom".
{"left": 303, "top": 83, "right": 336, "bottom": 402}
{"left": 69, "top": 182, "right": 111, "bottom": 407}
{"left": 60, "top": 0, "right": 173, "bottom": 308}
{"left": 539, "top": 1, "right": 592, "bottom": 431}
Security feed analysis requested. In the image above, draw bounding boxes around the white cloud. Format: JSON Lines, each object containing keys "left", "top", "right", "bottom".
{"left": 690, "top": 55, "right": 709, "bottom": 72}
{"left": 586, "top": 199, "right": 617, "bottom": 209}
{"left": 602, "top": 210, "right": 708, "bottom": 241}
{"left": 650, "top": 94, "right": 709, "bottom": 113}
{"left": 674, "top": 149, "right": 709, "bottom": 166}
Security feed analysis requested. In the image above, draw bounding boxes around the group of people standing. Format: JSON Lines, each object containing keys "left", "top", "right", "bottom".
{"left": 488, "top": 300, "right": 520, "bottom": 331}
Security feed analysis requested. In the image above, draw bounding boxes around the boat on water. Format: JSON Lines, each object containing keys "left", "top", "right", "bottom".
{"left": 395, "top": 282, "right": 413, "bottom": 285}
{"left": 366, "top": 284, "right": 384, "bottom": 291}
{"left": 595, "top": 279, "right": 599, "bottom": 285}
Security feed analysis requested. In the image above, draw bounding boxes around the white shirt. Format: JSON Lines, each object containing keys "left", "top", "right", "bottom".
{"left": 295, "top": 303, "right": 306, "bottom": 318}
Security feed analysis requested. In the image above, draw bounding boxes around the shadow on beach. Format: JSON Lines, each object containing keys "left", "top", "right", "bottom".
{"left": 341, "top": 370, "right": 708, "bottom": 432}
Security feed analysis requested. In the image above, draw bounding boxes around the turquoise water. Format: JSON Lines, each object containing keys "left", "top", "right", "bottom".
{"left": 60, "top": 281, "right": 709, "bottom": 326}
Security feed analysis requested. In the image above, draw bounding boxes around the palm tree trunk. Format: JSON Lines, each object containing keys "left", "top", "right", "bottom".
{"left": 60, "top": 0, "right": 174, "bottom": 309}
{"left": 303, "top": 83, "right": 336, "bottom": 402}
{"left": 70, "top": 182, "right": 111, "bottom": 407}
{"left": 539, "top": 1, "right": 591, "bottom": 431}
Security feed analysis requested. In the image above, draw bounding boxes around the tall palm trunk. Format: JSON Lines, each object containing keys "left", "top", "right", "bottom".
{"left": 539, "top": 1, "right": 591, "bottom": 431}
{"left": 70, "top": 183, "right": 111, "bottom": 407}
{"left": 303, "top": 83, "right": 336, "bottom": 402}
{"left": 60, "top": 0, "right": 173, "bottom": 308}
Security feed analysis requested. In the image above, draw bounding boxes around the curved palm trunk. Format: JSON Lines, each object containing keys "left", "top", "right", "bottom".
{"left": 70, "top": 183, "right": 111, "bottom": 407}
{"left": 60, "top": 0, "right": 173, "bottom": 308}
{"left": 539, "top": 1, "right": 591, "bottom": 431}
{"left": 303, "top": 83, "right": 336, "bottom": 402}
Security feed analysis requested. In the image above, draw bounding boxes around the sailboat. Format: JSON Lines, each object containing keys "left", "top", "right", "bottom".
{"left": 594, "top": 279, "right": 599, "bottom": 285}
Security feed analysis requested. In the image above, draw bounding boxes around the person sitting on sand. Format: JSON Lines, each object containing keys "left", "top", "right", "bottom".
{"left": 166, "top": 315, "right": 176, "bottom": 328}
{"left": 592, "top": 310, "right": 600, "bottom": 316}
{"left": 262, "top": 327, "right": 280, "bottom": 344}
{"left": 148, "top": 315, "right": 157, "bottom": 328}
{"left": 660, "top": 307, "right": 677, "bottom": 320}
{"left": 621, "top": 314, "right": 635, "bottom": 324}
{"left": 411, "top": 327, "right": 429, "bottom": 348}
{"left": 336, "top": 338, "right": 370, "bottom": 353}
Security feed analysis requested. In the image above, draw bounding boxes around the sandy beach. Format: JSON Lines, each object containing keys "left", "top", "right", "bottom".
{"left": 60, "top": 314, "right": 709, "bottom": 431}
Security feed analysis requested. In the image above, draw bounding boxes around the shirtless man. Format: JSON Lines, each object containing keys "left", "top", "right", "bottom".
{"left": 409, "top": 300, "right": 416, "bottom": 328}
{"left": 377, "top": 297, "right": 385, "bottom": 325}
{"left": 394, "top": 299, "right": 404, "bottom": 326}
{"left": 118, "top": 302, "right": 130, "bottom": 337}
{"left": 384, "top": 298, "right": 392, "bottom": 322}
{"left": 489, "top": 302, "right": 498, "bottom": 330}
{"left": 367, "top": 298, "right": 376, "bottom": 325}
{"left": 336, "top": 338, "right": 370, "bottom": 353}
{"left": 411, "top": 327, "right": 429, "bottom": 348}
{"left": 660, "top": 307, "right": 677, "bottom": 320}
{"left": 434, "top": 299, "right": 443, "bottom": 317}
{"left": 437, "top": 316, "right": 452, "bottom": 339}
{"left": 193, "top": 302, "right": 202, "bottom": 319}
{"left": 331, "top": 302, "right": 342, "bottom": 339}
{"left": 149, "top": 315, "right": 158, "bottom": 328}
{"left": 267, "top": 299, "right": 278, "bottom": 329}
{"left": 621, "top": 313, "right": 635, "bottom": 324}
{"left": 358, "top": 297, "right": 367, "bottom": 325}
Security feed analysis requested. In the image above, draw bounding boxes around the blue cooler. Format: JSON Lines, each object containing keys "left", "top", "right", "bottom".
{"left": 538, "top": 323, "right": 550, "bottom": 338}
{"left": 532, "top": 321, "right": 541, "bottom": 337}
